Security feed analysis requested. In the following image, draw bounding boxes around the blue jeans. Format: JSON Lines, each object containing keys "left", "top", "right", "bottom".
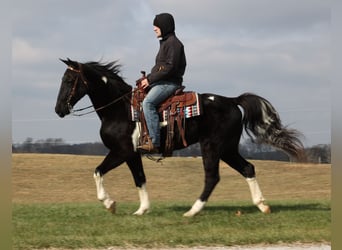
{"left": 142, "top": 81, "right": 179, "bottom": 147}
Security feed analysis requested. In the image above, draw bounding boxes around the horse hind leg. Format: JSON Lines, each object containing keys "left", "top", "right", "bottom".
{"left": 133, "top": 184, "right": 150, "bottom": 215}
{"left": 222, "top": 153, "right": 271, "bottom": 214}
{"left": 246, "top": 177, "right": 271, "bottom": 214}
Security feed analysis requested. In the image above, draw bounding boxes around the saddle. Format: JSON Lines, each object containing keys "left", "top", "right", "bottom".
{"left": 132, "top": 73, "right": 201, "bottom": 156}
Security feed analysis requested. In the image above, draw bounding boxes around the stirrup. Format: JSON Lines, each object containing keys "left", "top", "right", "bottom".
{"left": 137, "top": 137, "right": 159, "bottom": 153}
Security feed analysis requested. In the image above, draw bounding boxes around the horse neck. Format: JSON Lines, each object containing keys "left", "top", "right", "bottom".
{"left": 87, "top": 79, "right": 132, "bottom": 120}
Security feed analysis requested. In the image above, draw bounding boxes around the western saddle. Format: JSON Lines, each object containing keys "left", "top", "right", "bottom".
{"left": 132, "top": 72, "right": 199, "bottom": 156}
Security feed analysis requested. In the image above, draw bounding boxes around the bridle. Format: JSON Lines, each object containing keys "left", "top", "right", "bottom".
{"left": 66, "top": 64, "right": 89, "bottom": 114}
{"left": 66, "top": 63, "right": 142, "bottom": 116}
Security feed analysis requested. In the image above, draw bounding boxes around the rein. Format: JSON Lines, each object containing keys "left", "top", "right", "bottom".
{"left": 71, "top": 90, "right": 134, "bottom": 117}
{"left": 67, "top": 65, "right": 142, "bottom": 117}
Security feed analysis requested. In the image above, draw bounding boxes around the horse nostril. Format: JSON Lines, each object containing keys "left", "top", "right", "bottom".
{"left": 56, "top": 111, "right": 65, "bottom": 118}
{"left": 55, "top": 106, "right": 65, "bottom": 118}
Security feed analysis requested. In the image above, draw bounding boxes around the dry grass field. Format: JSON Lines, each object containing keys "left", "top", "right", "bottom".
{"left": 12, "top": 153, "right": 331, "bottom": 204}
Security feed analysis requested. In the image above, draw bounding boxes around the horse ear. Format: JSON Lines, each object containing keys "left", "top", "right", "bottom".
{"left": 59, "top": 58, "right": 69, "bottom": 65}
{"left": 59, "top": 58, "right": 71, "bottom": 66}
{"left": 59, "top": 58, "right": 79, "bottom": 69}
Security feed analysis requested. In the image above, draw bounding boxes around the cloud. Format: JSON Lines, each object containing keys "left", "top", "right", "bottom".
{"left": 13, "top": 38, "right": 52, "bottom": 64}
{"left": 149, "top": 0, "right": 329, "bottom": 33}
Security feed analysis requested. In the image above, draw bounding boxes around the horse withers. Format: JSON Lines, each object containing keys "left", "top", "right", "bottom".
{"left": 55, "top": 58, "right": 305, "bottom": 216}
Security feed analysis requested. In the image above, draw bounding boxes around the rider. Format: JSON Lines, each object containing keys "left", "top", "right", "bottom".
{"left": 138, "top": 13, "right": 186, "bottom": 153}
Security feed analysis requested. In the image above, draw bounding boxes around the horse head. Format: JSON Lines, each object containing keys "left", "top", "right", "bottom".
{"left": 55, "top": 58, "right": 89, "bottom": 117}
{"left": 55, "top": 58, "right": 131, "bottom": 118}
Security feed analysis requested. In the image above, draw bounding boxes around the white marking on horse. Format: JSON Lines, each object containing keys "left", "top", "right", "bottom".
{"left": 131, "top": 122, "right": 141, "bottom": 152}
{"left": 101, "top": 76, "right": 108, "bottom": 84}
{"left": 246, "top": 177, "right": 270, "bottom": 213}
{"left": 94, "top": 172, "right": 115, "bottom": 209}
{"left": 133, "top": 184, "right": 150, "bottom": 215}
{"left": 208, "top": 96, "right": 215, "bottom": 101}
{"left": 183, "top": 199, "right": 206, "bottom": 217}
{"left": 237, "top": 104, "right": 244, "bottom": 121}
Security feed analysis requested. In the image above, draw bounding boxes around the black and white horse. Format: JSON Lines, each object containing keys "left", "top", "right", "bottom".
{"left": 55, "top": 59, "right": 305, "bottom": 216}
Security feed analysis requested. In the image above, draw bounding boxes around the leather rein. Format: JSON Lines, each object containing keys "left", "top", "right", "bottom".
{"left": 66, "top": 64, "right": 140, "bottom": 117}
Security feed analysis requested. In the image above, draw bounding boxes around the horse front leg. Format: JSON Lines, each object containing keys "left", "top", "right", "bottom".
{"left": 94, "top": 172, "right": 116, "bottom": 213}
{"left": 126, "top": 153, "right": 150, "bottom": 215}
{"left": 184, "top": 153, "right": 220, "bottom": 217}
{"left": 94, "top": 151, "right": 125, "bottom": 213}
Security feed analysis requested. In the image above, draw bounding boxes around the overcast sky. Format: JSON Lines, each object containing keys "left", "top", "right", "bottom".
{"left": 11, "top": 0, "right": 330, "bottom": 147}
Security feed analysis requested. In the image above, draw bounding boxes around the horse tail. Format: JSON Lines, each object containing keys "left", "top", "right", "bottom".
{"left": 235, "top": 93, "right": 306, "bottom": 161}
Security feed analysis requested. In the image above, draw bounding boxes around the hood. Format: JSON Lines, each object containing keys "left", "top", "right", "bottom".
{"left": 153, "top": 13, "right": 175, "bottom": 38}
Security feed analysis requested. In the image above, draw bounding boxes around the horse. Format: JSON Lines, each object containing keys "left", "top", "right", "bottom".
{"left": 55, "top": 58, "right": 305, "bottom": 216}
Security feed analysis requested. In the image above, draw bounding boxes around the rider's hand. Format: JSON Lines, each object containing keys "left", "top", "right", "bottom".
{"left": 141, "top": 78, "right": 149, "bottom": 89}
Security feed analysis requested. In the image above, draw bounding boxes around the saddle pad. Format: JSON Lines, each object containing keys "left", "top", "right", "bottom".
{"left": 131, "top": 101, "right": 140, "bottom": 121}
{"left": 162, "top": 93, "right": 201, "bottom": 121}
{"left": 131, "top": 92, "right": 201, "bottom": 122}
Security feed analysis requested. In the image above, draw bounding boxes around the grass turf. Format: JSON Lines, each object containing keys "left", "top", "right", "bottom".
{"left": 13, "top": 200, "right": 330, "bottom": 249}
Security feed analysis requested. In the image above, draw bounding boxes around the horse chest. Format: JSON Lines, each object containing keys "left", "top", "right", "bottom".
{"left": 100, "top": 121, "right": 134, "bottom": 144}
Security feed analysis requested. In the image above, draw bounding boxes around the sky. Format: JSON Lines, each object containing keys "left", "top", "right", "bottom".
{"left": 11, "top": 0, "right": 331, "bottom": 147}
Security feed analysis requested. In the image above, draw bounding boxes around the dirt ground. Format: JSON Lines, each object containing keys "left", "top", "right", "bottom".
{"left": 38, "top": 243, "right": 331, "bottom": 250}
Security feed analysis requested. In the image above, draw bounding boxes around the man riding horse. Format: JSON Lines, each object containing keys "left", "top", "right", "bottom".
{"left": 138, "top": 13, "right": 186, "bottom": 153}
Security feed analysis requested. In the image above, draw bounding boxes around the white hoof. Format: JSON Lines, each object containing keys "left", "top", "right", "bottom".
{"left": 257, "top": 202, "right": 271, "bottom": 214}
{"left": 183, "top": 199, "right": 206, "bottom": 217}
{"left": 133, "top": 207, "right": 149, "bottom": 215}
{"left": 183, "top": 210, "right": 196, "bottom": 217}
{"left": 105, "top": 200, "right": 116, "bottom": 214}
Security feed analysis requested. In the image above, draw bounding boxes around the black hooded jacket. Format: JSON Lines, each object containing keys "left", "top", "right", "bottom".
{"left": 147, "top": 13, "right": 186, "bottom": 85}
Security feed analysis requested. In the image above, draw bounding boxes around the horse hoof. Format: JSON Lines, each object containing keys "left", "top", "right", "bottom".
{"left": 106, "top": 201, "right": 116, "bottom": 214}
{"left": 133, "top": 207, "right": 149, "bottom": 215}
{"left": 257, "top": 202, "right": 271, "bottom": 214}
{"left": 183, "top": 211, "right": 195, "bottom": 217}
{"left": 263, "top": 205, "right": 271, "bottom": 214}
{"left": 183, "top": 200, "right": 206, "bottom": 217}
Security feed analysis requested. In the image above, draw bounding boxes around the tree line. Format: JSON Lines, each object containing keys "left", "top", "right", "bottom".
{"left": 12, "top": 137, "right": 330, "bottom": 163}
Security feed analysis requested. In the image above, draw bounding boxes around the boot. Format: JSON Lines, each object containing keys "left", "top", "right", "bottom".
{"left": 138, "top": 137, "right": 159, "bottom": 153}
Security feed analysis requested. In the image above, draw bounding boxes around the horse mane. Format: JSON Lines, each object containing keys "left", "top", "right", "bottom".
{"left": 85, "top": 61, "right": 126, "bottom": 83}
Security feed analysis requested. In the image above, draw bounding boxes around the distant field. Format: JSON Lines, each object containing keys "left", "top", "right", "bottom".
{"left": 12, "top": 153, "right": 331, "bottom": 204}
{"left": 12, "top": 154, "right": 331, "bottom": 249}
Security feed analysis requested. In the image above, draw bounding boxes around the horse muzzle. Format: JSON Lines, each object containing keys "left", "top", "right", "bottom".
{"left": 55, "top": 103, "right": 71, "bottom": 118}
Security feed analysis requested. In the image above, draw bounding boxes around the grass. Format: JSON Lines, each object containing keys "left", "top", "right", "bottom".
{"left": 13, "top": 200, "right": 330, "bottom": 249}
